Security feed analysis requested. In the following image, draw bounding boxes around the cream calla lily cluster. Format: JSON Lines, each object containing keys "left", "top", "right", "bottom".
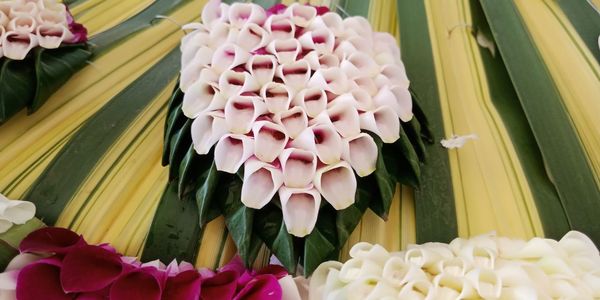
{"left": 309, "top": 232, "right": 600, "bottom": 299}
{"left": 0, "top": 0, "right": 78, "bottom": 60}
{"left": 0, "top": 193, "right": 35, "bottom": 234}
{"left": 180, "top": 0, "right": 412, "bottom": 238}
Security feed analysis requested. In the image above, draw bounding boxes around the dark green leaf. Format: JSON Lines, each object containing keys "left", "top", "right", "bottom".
{"left": 197, "top": 161, "right": 221, "bottom": 226}
{"left": 368, "top": 135, "right": 396, "bottom": 220}
{"left": 0, "top": 57, "right": 36, "bottom": 124}
{"left": 0, "top": 240, "right": 18, "bottom": 271}
{"left": 383, "top": 127, "right": 421, "bottom": 188}
{"left": 303, "top": 205, "right": 338, "bottom": 276}
{"left": 409, "top": 88, "right": 434, "bottom": 143}
{"left": 254, "top": 201, "right": 297, "bottom": 272}
{"left": 555, "top": 0, "right": 600, "bottom": 62}
{"left": 404, "top": 118, "right": 427, "bottom": 162}
{"left": 168, "top": 119, "right": 192, "bottom": 180}
{"left": 31, "top": 44, "right": 92, "bottom": 113}
{"left": 336, "top": 178, "right": 372, "bottom": 247}
{"left": 162, "top": 90, "right": 184, "bottom": 166}
{"left": 141, "top": 181, "right": 201, "bottom": 263}
{"left": 0, "top": 218, "right": 45, "bottom": 249}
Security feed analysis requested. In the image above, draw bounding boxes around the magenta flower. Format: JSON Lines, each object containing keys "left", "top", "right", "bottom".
{"left": 66, "top": 6, "right": 88, "bottom": 43}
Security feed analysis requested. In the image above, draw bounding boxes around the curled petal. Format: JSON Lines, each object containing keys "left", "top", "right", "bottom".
{"left": 163, "top": 270, "right": 202, "bottom": 300}
{"left": 224, "top": 95, "right": 267, "bottom": 134}
{"left": 242, "top": 158, "right": 283, "bottom": 209}
{"left": 382, "top": 257, "right": 428, "bottom": 287}
{"left": 261, "top": 82, "right": 292, "bottom": 114}
{"left": 9, "top": 2, "right": 37, "bottom": 18}
{"left": 339, "top": 258, "right": 383, "bottom": 282}
{"left": 267, "top": 38, "right": 301, "bottom": 65}
{"left": 310, "top": 13, "right": 343, "bottom": 37}
{"left": 218, "top": 70, "right": 259, "bottom": 98}
{"left": 61, "top": 245, "right": 123, "bottom": 293}
{"left": 353, "top": 77, "right": 379, "bottom": 97}
{"left": 234, "top": 274, "right": 282, "bottom": 300}
{"left": 252, "top": 121, "right": 288, "bottom": 162}
{"left": 340, "top": 52, "right": 379, "bottom": 80}
{"left": 2, "top": 31, "right": 37, "bottom": 60}
{"left": 429, "top": 257, "right": 468, "bottom": 277}
{"left": 293, "top": 88, "right": 327, "bottom": 118}
{"left": 278, "top": 275, "right": 304, "bottom": 300}
{"left": 0, "top": 196, "right": 35, "bottom": 224}
{"left": 279, "top": 186, "right": 321, "bottom": 237}
{"left": 109, "top": 270, "right": 161, "bottom": 300}
{"left": 432, "top": 274, "right": 477, "bottom": 299}
{"left": 308, "top": 67, "right": 349, "bottom": 95}
{"left": 228, "top": 2, "right": 266, "bottom": 28}
{"left": 298, "top": 27, "right": 334, "bottom": 54}
{"left": 201, "top": 270, "right": 238, "bottom": 300}
{"left": 247, "top": 55, "right": 276, "bottom": 86}
{"left": 214, "top": 134, "right": 254, "bottom": 173}
{"left": 342, "top": 16, "right": 373, "bottom": 40}
{"left": 20, "top": 227, "right": 85, "bottom": 254}
{"left": 201, "top": 0, "right": 229, "bottom": 28}
{"left": 291, "top": 123, "right": 343, "bottom": 165}
{"left": 349, "top": 243, "right": 390, "bottom": 265}
{"left": 335, "top": 90, "right": 374, "bottom": 113}
{"left": 36, "top": 24, "right": 70, "bottom": 49}
{"left": 304, "top": 51, "right": 340, "bottom": 70}
{"left": 8, "top": 15, "right": 36, "bottom": 32}
{"left": 359, "top": 106, "right": 400, "bottom": 143}
{"left": 397, "top": 280, "right": 433, "bottom": 299}
{"left": 308, "top": 261, "right": 343, "bottom": 300}
{"left": 0, "top": 11, "right": 8, "bottom": 28}
{"left": 334, "top": 37, "right": 371, "bottom": 60}
{"left": 274, "top": 106, "right": 308, "bottom": 139}
{"left": 211, "top": 43, "right": 251, "bottom": 73}
{"left": 277, "top": 59, "right": 311, "bottom": 92}
{"left": 378, "top": 63, "right": 409, "bottom": 88}
{"left": 326, "top": 99, "right": 361, "bottom": 138}
{"left": 37, "top": 9, "right": 67, "bottom": 26}
{"left": 38, "top": 0, "right": 67, "bottom": 13}
{"left": 285, "top": 3, "right": 316, "bottom": 28}
{"left": 16, "top": 263, "right": 70, "bottom": 300}
{"left": 314, "top": 161, "right": 356, "bottom": 210}
{"left": 559, "top": 230, "right": 599, "bottom": 257}
{"left": 237, "top": 23, "right": 269, "bottom": 51}
{"left": 191, "top": 111, "right": 228, "bottom": 155}
{"left": 279, "top": 148, "right": 317, "bottom": 188}
{"left": 182, "top": 77, "right": 219, "bottom": 118}
{"left": 373, "top": 32, "right": 401, "bottom": 62}
{"left": 265, "top": 14, "right": 295, "bottom": 40}
{"left": 180, "top": 52, "right": 215, "bottom": 92}
{"left": 465, "top": 268, "right": 502, "bottom": 299}
{"left": 5, "top": 253, "right": 43, "bottom": 271}
{"left": 373, "top": 85, "right": 413, "bottom": 122}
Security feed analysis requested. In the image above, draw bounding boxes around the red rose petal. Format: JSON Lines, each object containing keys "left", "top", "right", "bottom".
{"left": 19, "top": 227, "right": 85, "bottom": 254}
{"left": 162, "top": 270, "right": 202, "bottom": 300}
{"left": 201, "top": 270, "right": 238, "bottom": 300}
{"left": 109, "top": 270, "right": 162, "bottom": 300}
{"left": 16, "top": 263, "right": 71, "bottom": 300}
{"left": 60, "top": 245, "right": 123, "bottom": 293}
{"left": 233, "top": 274, "right": 282, "bottom": 300}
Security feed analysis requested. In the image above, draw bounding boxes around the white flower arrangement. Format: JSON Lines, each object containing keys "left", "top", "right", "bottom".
{"left": 179, "top": 0, "right": 412, "bottom": 238}
{"left": 309, "top": 231, "right": 600, "bottom": 299}
{"left": 0, "top": 193, "right": 35, "bottom": 234}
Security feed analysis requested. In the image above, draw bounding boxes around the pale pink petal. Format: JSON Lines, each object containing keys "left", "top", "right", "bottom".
{"left": 390, "top": 85, "right": 413, "bottom": 122}
{"left": 279, "top": 186, "right": 321, "bottom": 237}
{"left": 252, "top": 121, "right": 288, "bottom": 163}
{"left": 334, "top": 90, "right": 374, "bottom": 112}
{"left": 36, "top": 24, "right": 69, "bottom": 49}
{"left": 182, "top": 79, "right": 219, "bottom": 118}
{"left": 298, "top": 27, "right": 334, "bottom": 54}
{"left": 353, "top": 77, "right": 379, "bottom": 97}
{"left": 274, "top": 106, "right": 308, "bottom": 139}
{"left": 2, "top": 31, "right": 37, "bottom": 60}
{"left": 267, "top": 38, "right": 301, "bottom": 65}
{"left": 377, "top": 64, "right": 409, "bottom": 88}
{"left": 277, "top": 59, "right": 311, "bottom": 92}
{"left": 218, "top": 70, "right": 259, "bottom": 98}
{"left": 314, "top": 161, "right": 357, "bottom": 210}
{"left": 241, "top": 158, "right": 283, "bottom": 209}
{"left": 179, "top": 54, "right": 215, "bottom": 92}
{"left": 191, "top": 111, "right": 228, "bottom": 155}
{"left": 342, "top": 16, "right": 373, "bottom": 40}
{"left": 285, "top": 3, "right": 316, "bottom": 28}
{"left": 201, "top": 0, "right": 229, "bottom": 28}
{"left": 211, "top": 43, "right": 251, "bottom": 73}
{"left": 326, "top": 99, "right": 361, "bottom": 138}
{"left": 334, "top": 37, "right": 371, "bottom": 60}
{"left": 304, "top": 51, "right": 340, "bottom": 70}
{"left": 359, "top": 106, "right": 400, "bottom": 143}
{"left": 310, "top": 13, "right": 343, "bottom": 37}
{"left": 279, "top": 148, "right": 317, "bottom": 188}
{"left": 0, "top": 11, "right": 9, "bottom": 29}
{"left": 265, "top": 14, "right": 295, "bottom": 40}
{"left": 308, "top": 67, "right": 349, "bottom": 95}
{"left": 214, "top": 134, "right": 254, "bottom": 173}
{"left": 228, "top": 2, "right": 266, "bottom": 28}
{"left": 340, "top": 52, "right": 379, "bottom": 79}
{"left": 247, "top": 55, "right": 277, "bottom": 86}
{"left": 180, "top": 46, "right": 213, "bottom": 80}
{"left": 8, "top": 15, "right": 36, "bottom": 32}
{"left": 342, "top": 133, "right": 378, "bottom": 177}
{"left": 293, "top": 88, "right": 327, "bottom": 118}
{"left": 261, "top": 82, "right": 293, "bottom": 114}
{"left": 224, "top": 95, "right": 267, "bottom": 134}
{"left": 237, "top": 23, "right": 269, "bottom": 51}
{"left": 9, "top": 2, "right": 37, "bottom": 19}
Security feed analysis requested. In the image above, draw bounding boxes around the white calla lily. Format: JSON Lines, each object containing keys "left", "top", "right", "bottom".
{"left": 279, "top": 275, "right": 304, "bottom": 300}
{"left": 279, "top": 148, "right": 317, "bottom": 188}
{"left": 265, "top": 14, "right": 295, "bottom": 40}
{"left": 382, "top": 257, "right": 428, "bottom": 287}
{"left": 465, "top": 268, "right": 502, "bottom": 299}
{"left": 559, "top": 230, "right": 599, "bottom": 257}
{"left": 432, "top": 274, "right": 477, "bottom": 300}
{"left": 308, "top": 67, "right": 349, "bottom": 95}
{"left": 2, "top": 31, "right": 37, "bottom": 60}
{"left": 336, "top": 89, "right": 374, "bottom": 113}
{"left": 293, "top": 87, "right": 327, "bottom": 118}
{"left": 279, "top": 185, "right": 321, "bottom": 237}
{"left": 181, "top": 76, "right": 219, "bottom": 118}
{"left": 405, "top": 247, "right": 443, "bottom": 269}
{"left": 180, "top": 50, "right": 215, "bottom": 92}
{"left": 314, "top": 161, "right": 356, "bottom": 210}
{"left": 228, "top": 2, "right": 266, "bottom": 28}
{"left": 359, "top": 106, "right": 400, "bottom": 143}
{"left": 247, "top": 55, "right": 276, "bottom": 86}
{"left": 241, "top": 157, "right": 282, "bottom": 209}
{"left": 373, "top": 32, "right": 401, "bottom": 64}
{"left": 298, "top": 27, "right": 335, "bottom": 54}
{"left": 267, "top": 38, "right": 301, "bottom": 64}
{"left": 310, "top": 13, "right": 344, "bottom": 37}
{"left": 285, "top": 3, "right": 316, "bottom": 28}
{"left": 337, "top": 276, "right": 381, "bottom": 300}
{"left": 428, "top": 257, "right": 468, "bottom": 276}
{"left": 218, "top": 70, "right": 259, "bottom": 98}
{"left": 224, "top": 94, "right": 267, "bottom": 134}
{"left": 36, "top": 9, "right": 67, "bottom": 26}
{"left": 0, "top": 194, "right": 35, "bottom": 233}
{"left": 274, "top": 106, "right": 308, "bottom": 139}
{"left": 277, "top": 59, "right": 311, "bottom": 92}
{"left": 236, "top": 23, "right": 269, "bottom": 51}
{"left": 342, "top": 133, "right": 377, "bottom": 177}
{"left": 309, "top": 261, "right": 344, "bottom": 300}
{"left": 252, "top": 121, "right": 288, "bottom": 163}
{"left": 292, "top": 123, "right": 343, "bottom": 164}
{"left": 8, "top": 15, "right": 36, "bottom": 32}
{"left": 458, "top": 244, "right": 496, "bottom": 269}
{"left": 397, "top": 279, "right": 433, "bottom": 299}
{"left": 211, "top": 43, "right": 251, "bottom": 73}
{"left": 36, "top": 24, "right": 69, "bottom": 49}
{"left": 349, "top": 243, "right": 391, "bottom": 265}
{"left": 373, "top": 85, "right": 413, "bottom": 122}
{"left": 353, "top": 77, "right": 379, "bottom": 97}
{"left": 214, "top": 134, "right": 254, "bottom": 173}
{"left": 37, "top": 0, "right": 66, "bottom": 13}
{"left": 191, "top": 111, "right": 228, "bottom": 155}
{"left": 326, "top": 98, "right": 361, "bottom": 138}
{"left": 342, "top": 16, "right": 373, "bottom": 41}
{"left": 378, "top": 63, "right": 409, "bottom": 88}
{"left": 9, "top": 1, "right": 37, "bottom": 18}
{"left": 304, "top": 51, "right": 340, "bottom": 70}
{"left": 261, "top": 82, "right": 292, "bottom": 114}
{"left": 201, "top": 0, "right": 229, "bottom": 28}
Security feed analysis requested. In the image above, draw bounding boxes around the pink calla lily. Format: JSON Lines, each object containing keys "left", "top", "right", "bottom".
{"left": 201, "top": 0, "right": 229, "bottom": 29}
{"left": 252, "top": 121, "right": 289, "bottom": 162}
{"left": 311, "top": 12, "right": 343, "bottom": 36}
{"left": 181, "top": 75, "right": 220, "bottom": 118}
{"left": 304, "top": 51, "right": 340, "bottom": 70}
{"left": 218, "top": 70, "right": 259, "bottom": 98}
{"left": 298, "top": 27, "right": 335, "bottom": 54}
{"left": 334, "top": 89, "right": 374, "bottom": 112}
{"left": 211, "top": 43, "right": 251, "bottom": 73}
{"left": 279, "top": 148, "right": 317, "bottom": 188}
{"left": 291, "top": 123, "right": 343, "bottom": 165}
{"left": 375, "top": 64, "right": 410, "bottom": 88}
{"left": 277, "top": 59, "right": 312, "bottom": 92}
{"left": 265, "top": 14, "right": 295, "bottom": 40}
{"left": 16, "top": 263, "right": 70, "bottom": 300}
{"left": 342, "top": 16, "right": 373, "bottom": 41}
{"left": 109, "top": 270, "right": 162, "bottom": 300}
{"left": 247, "top": 55, "right": 277, "bottom": 86}
{"left": 36, "top": 24, "right": 70, "bottom": 49}
{"left": 191, "top": 111, "right": 228, "bottom": 155}
{"left": 308, "top": 67, "right": 349, "bottom": 95}
{"left": 214, "top": 134, "right": 254, "bottom": 173}
{"left": 224, "top": 95, "right": 267, "bottom": 134}
{"left": 342, "top": 133, "right": 378, "bottom": 177}
{"left": 293, "top": 87, "right": 327, "bottom": 118}
{"left": 359, "top": 105, "right": 401, "bottom": 143}
{"left": 340, "top": 52, "right": 379, "bottom": 79}
{"left": 2, "top": 31, "right": 37, "bottom": 60}
{"left": 0, "top": 11, "right": 8, "bottom": 28}
{"left": 314, "top": 161, "right": 357, "bottom": 210}
{"left": 9, "top": 2, "right": 38, "bottom": 19}
{"left": 285, "top": 3, "right": 316, "bottom": 28}
{"left": 228, "top": 2, "right": 266, "bottom": 28}
{"left": 200, "top": 270, "right": 238, "bottom": 300}
{"left": 389, "top": 85, "right": 413, "bottom": 122}
{"left": 8, "top": 15, "right": 36, "bottom": 32}
{"left": 326, "top": 98, "right": 361, "bottom": 138}
{"left": 353, "top": 76, "right": 379, "bottom": 97}
{"left": 19, "top": 227, "right": 85, "bottom": 254}
{"left": 233, "top": 274, "right": 282, "bottom": 300}
{"left": 163, "top": 270, "right": 202, "bottom": 300}
{"left": 180, "top": 53, "right": 215, "bottom": 93}
{"left": 279, "top": 186, "right": 321, "bottom": 237}
{"left": 60, "top": 245, "right": 123, "bottom": 293}
{"left": 237, "top": 23, "right": 269, "bottom": 52}
{"left": 261, "top": 82, "right": 293, "bottom": 114}
{"left": 274, "top": 106, "right": 308, "bottom": 139}
{"left": 267, "top": 38, "right": 301, "bottom": 64}
{"left": 334, "top": 36, "right": 371, "bottom": 59}
{"left": 241, "top": 157, "right": 283, "bottom": 209}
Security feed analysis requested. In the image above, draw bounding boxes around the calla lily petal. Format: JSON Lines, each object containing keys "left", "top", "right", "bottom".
{"left": 293, "top": 87, "right": 327, "bottom": 118}
{"left": 265, "top": 14, "right": 295, "bottom": 40}
{"left": 60, "top": 245, "right": 123, "bottom": 292}
{"left": 8, "top": 15, "right": 36, "bottom": 32}
{"left": 390, "top": 85, "right": 413, "bottom": 122}
{"left": 0, "top": 11, "right": 8, "bottom": 28}
{"left": 291, "top": 122, "right": 343, "bottom": 165}
{"left": 308, "top": 67, "right": 349, "bottom": 95}
{"left": 353, "top": 77, "right": 379, "bottom": 97}
{"left": 247, "top": 54, "right": 276, "bottom": 86}
{"left": 298, "top": 27, "right": 334, "bottom": 54}
{"left": 2, "top": 31, "right": 37, "bottom": 60}
{"left": 465, "top": 268, "right": 502, "bottom": 299}
{"left": 432, "top": 273, "right": 477, "bottom": 300}
{"left": 279, "top": 148, "right": 317, "bottom": 188}
{"left": 16, "top": 263, "right": 70, "bottom": 300}
{"left": 0, "top": 196, "right": 35, "bottom": 224}
{"left": 218, "top": 70, "right": 259, "bottom": 98}
{"left": 9, "top": 2, "right": 38, "bottom": 19}
{"left": 181, "top": 77, "right": 219, "bottom": 118}
{"left": 214, "top": 134, "right": 254, "bottom": 173}
{"left": 36, "top": 24, "right": 69, "bottom": 49}
{"left": 252, "top": 121, "right": 288, "bottom": 162}
{"left": 326, "top": 98, "right": 361, "bottom": 138}
{"left": 334, "top": 36, "right": 371, "bottom": 60}
{"left": 359, "top": 106, "right": 400, "bottom": 143}
{"left": 228, "top": 2, "right": 266, "bottom": 28}
{"left": 274, "top": 106, "right": 308, "bottom": 139}
{"left": 279, "top": 186, "right": 321, "bottom": 237}
{"left": 378, "top": 63, "right": 409, "bottom": 88}
{"left": 201, "top": 0, "right": 229, "bottom": 28}
{"left": 397, "top": 280, "right": 433, "bottom": 299}
{"left": 349, "top": 242, "right": 390, "bottom": 265}
{"left": 20, "top": 227, "right": 85, "bottom": 254}
{"left": 305, "top": 51, "right": 340, "bottom": 70}
{"left": 340, "top": 52, "right": 378, "bottom": 79}
{"left": 277, "top": 59, "right": 312, "bottom": 92}
{"left": 241, "top": 157, "right": 283, "bottom": 209}
{"left": 211, "top": 43, "right": 251, "bottom": 73}
{"left": 224, "top": 95, "right": 267, "bottom": 134}
{"left": 234, "top": 274, "right": 282, "bottom": 300}
{"left": 181, "top": 46, "right": 213, "bottom": 80}
{"left": 285, "top": 3, "right": 316, "bottom": 28}
{"left": 382, "top": 257, "right": 428, "bottom": 287}
{"left": 342, "top": 16, "right": 373, "bottom": 40}
{"left": 191, "top": 111, "right": 228, "bottom": 155}
{"left": 200, "top": 270, "right": 238, "bottom": 300}
{"left": 162, "top": 270, "right": 202, "bottom": 300}
{"left": 267, "top": 38, "right": 301, "bottom": 64}
{"left": 314, "top": 161, "right": 356, "bottom": 209}
{"left": 237, "top": 23, "right": 269, "bottom": 51}
{"left": 261, "top": 82, "right": 293, "bottom": 114}
{"left": 338, "top": 258, "right": 383, "bottom": 282}
{"left": 109, "top": 270, "right": 162, "bottom": 300}
{"left": 310, "top": 13, "right": 343, "bottom": 37}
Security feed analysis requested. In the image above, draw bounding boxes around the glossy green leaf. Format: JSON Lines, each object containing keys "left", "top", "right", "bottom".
{"left": 178, "top": 146, "right": 212, "bottom": 199}
{"left": 0, "top": 218, "right": 45, "bottom": 249}
{"left": 162, "top": 102, "right": 186, "bottom": 166}
{"left": 336, "top": 178, "right": 372, "bottom": 247}
{"left": 168, "top": 119, "right": 192, "bottom": 180}
{"left": 0, "top": 240, "right": 18, "bottom": 271}
{"left": 31, "top": 44, "right": 92, "bottom": 113}
{"left": 254, "top": 201, "right": 296, "bottom": 272}
{"left": 554, "top": 0, "right": 600, "bottom": 62}
{"left": 197, "top": 161, "right": 221, "bottom": 226}
{"left": 303, "top": 205, "right": 338, "bottom": 276}
{"left": 0, "top": 58, "right": 35, "bottom": 124}
{"left": 384, "top": 127, "right": 421, "bottom": 188}
{"left": 368, "top": 135, "right": 397, "bottom": 220}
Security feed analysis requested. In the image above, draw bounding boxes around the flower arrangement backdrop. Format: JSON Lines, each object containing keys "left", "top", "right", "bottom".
{"left": 0, "top": 0, "right": 599, "bottom": 277}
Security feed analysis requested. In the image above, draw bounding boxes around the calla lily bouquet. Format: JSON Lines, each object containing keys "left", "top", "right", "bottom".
{"left": 162, "top": 0, "right": 430, "bottom": 275}
{"left": 0, "top": 0, "right": 91, "bottom": 123}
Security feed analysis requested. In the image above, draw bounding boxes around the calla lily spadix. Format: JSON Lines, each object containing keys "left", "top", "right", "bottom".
{"left": 2, "top": 31, "right": 37, "bottom": 60}
{"left": 314, "top": 161, "right": 357, "bottom": 210}
{"left": 279, "top": 148, "right": 317, "bottom": 188}
{"left": 279, "top": 186, "right": 321, "bottom": 237}
{"left": 224, "top": 95, "right": 267, "bottom": 134}
{"left": 241, "top": 158, "right": 283, "bottom": 209}
{"left": 228, "top": 2, "right": 266, "bottom": 29}
{"left": 261, "top": 82, "right": 292, "bottom": 114}
{"left": 191, "top": 111, "right": 228, "bottom": 155}
{"left": 252, "top": 121, "right": 288, "bottom": 163}
{"left": 342, "top": 133, "right": 378, "bottom": 177}
{"left": 273, "top": 106, "right": 308, "bottom": 139}
{"left": 214, "top": 134, "right": 254, "bottom": 173}
{"left": 359, "top": 106, "right": 401, "bottom": 143}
